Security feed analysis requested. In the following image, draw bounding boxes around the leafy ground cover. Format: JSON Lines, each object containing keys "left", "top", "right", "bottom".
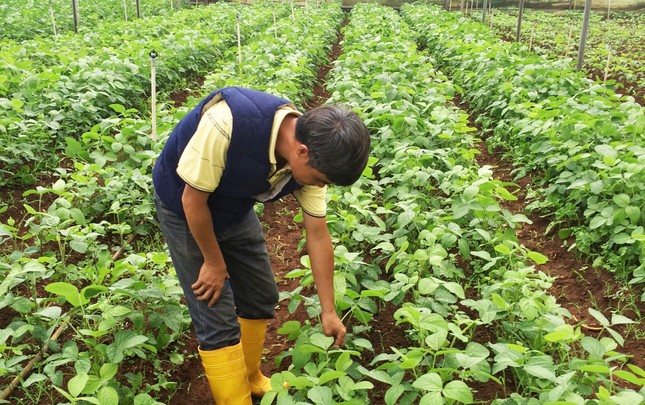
{"left": 1, "top": 1, "right": 644, "bottom": 404}
{"left": 0, "top": 0, "right": 190, "bottom": 40}
{"left": 404, "top": 3, "right": 644, "bottom": 286}
{"left": 479, "top": 8, "right": 644, "bottom": 105}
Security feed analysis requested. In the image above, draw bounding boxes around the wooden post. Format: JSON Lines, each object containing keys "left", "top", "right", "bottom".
{"left": 136, "top": 0, "right": 140, "bottom": 18}
{"left": 516, "top": 0, "right": 525, "bottom": 42}
{"left": 577, "top": 0, "right": 592, "bottom": 70}
{"left": 607, "top": 0, "right": 612, "bottom": 19}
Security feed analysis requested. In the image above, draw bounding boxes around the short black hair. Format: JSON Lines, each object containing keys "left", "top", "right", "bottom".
{"left": 295, "top": 105, "right": 371, "bottom": 186}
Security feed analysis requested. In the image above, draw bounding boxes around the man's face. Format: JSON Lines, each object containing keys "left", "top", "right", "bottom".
{"left": 290, "top": 144, "right": 331, "bottom": 188}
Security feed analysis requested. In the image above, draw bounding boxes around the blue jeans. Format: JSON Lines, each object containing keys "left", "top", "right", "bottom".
{"left": 154, "top": 193, "right": 279, "bottom": 350}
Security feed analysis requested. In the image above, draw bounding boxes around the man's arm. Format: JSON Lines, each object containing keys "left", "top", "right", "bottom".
{"left": 182, "top": 185, "right": 229, "bottom": 306}
{"left": 302, "top": 212, "right": 346, "bottom": 347}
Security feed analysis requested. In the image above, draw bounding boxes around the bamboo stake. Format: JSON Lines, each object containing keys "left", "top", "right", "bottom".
{"left": 0, "top": 230, "right": 140, "bottom": 401}
{"left": 603, "top": 45, "right": 612, "bottom": 84}
{"left": 0, "top": 318, "right": 70, "bottom": 401}
{"left": 489, "top": 7, "right": 494, "bottom": 29}
{"left": 273, "top": 5, "right": 277, "bottom": 39}
{"left": 49, "top": 0, "right": 57, "bottom": 36}
{"left": 123, "top": 0, "right": 128, "bottom": 21}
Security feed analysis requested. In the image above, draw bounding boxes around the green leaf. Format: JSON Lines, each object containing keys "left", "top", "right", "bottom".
{"left": 110, "top": 104, "right": 126, "bottom": 113}
{"left": 491, "top": 294, "right": 509, "bottom": 310}
{"left": 22, "top": 373, "right": 48, "bottom": 387}
{"left": 68, "top": 373, "right": 89, "bottom": 398}
{"left": 610, "top": 314, "right": 634, "bottom": 325}
{"left": 581, "top": 337, "right": 606, "bottom": 359}
{"left": 524, "top": 365, "right": 556, "bottom": 382}
{"left": 45, "top": 282, "right": 86, "bottom": 307}
{"left": 613, "top": 370, "right": 645, "bottom": 385}
{"left": 100, "top": 363, "right": 118, "bottom": 380}
{"left": 579, "top": 365, "right": 610, "bottom": 374}
{"left": 412, "top": 372, "right": 442, "bottom": 391}
{"left": 588, "top": 308, "right": 609, "bottom": 326}
{"left": 443, "top": 380, "right": 473, "bottom": 404}
{"left": 335, "top": 352, "right": 352, "bottom": 372}
{"left": 318, "top": 370, "right": 345, "bottom": 385}
{"left": 70, "top": 240, "right": 89, "bottom": 253}
{"left": 419, "top": 391, "right": 443, "bottom": 405}
{"left": 494, "top": 244, "right": 511, "bottom": 255}
{"left": 307, "top": 386, "right": 333, "bottom": 405}
{"left": 97, "top": 386, "right": 119, "bottom": 405}
{"left": 134, "top": 393, "right": 165, "bottom": 405}
{"left": 612, "top": 194, "right": 630, "bottom": 208}
{"left": 527, "top": 251, "right": 548, "bottom": 264}
{"left": 309, "top": 333, "right": 334, "bottom": 350}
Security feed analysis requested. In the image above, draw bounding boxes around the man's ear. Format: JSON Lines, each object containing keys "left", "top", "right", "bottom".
{"left": 295, "top": 144, "right": 309, "bottom": 158}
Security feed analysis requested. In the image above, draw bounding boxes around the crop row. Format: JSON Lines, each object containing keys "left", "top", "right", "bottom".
{"left": 483, "top": 8, "right": 644, "bottom": 102}
{"left": 267, "top": 3, "right": 643, "bottom": 404}
{"left": 0, "top": 3, "right": 343, "bottom": 403}
{"left": 403, "top": 3, "right": 644, "bottom": 285}
{"left": 0, "top": 2, "right": 289, "bottom": 187}
{"left": 1, "top": 0, "right": 190, "bottom": 40}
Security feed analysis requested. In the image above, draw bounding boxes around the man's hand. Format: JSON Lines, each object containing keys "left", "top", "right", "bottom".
{"left": 191, "top": 262, "right": 229, "bottom": 307}
{"left": 321, "top": 312, "right": 346, "bottom": 347}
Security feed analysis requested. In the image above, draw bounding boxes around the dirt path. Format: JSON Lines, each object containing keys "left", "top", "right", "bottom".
{"left": 165, "top": 24, "right": 346, "bottom": 405}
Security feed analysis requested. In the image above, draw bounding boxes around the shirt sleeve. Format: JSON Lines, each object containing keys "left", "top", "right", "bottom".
{"left": 293, "top": 185, "right": 327, "bottom": 217}
{"left": 176, "top": 101, "right": 233, "bottom": 192}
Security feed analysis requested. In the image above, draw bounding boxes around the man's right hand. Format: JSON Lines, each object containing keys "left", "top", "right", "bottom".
{"left": 192, "top": 262, "right": 229, "bottom": 307}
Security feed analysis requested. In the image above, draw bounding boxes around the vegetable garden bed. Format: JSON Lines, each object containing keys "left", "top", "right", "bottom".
{"left": 1, "top": 1, "right": 644, "bottom": 404}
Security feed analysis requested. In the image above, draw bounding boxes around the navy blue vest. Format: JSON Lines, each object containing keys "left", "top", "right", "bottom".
{"left": 152, "top": 87, "right": 302, "bottom": 230}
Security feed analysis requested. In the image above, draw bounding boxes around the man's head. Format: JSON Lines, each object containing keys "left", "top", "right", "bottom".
{"left": 295, "top": 105, "right": 371, "bottom": 186}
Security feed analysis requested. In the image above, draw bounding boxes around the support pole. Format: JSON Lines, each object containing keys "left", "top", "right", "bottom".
{"left": 236, "top": 13, "right": 242, "bottom": 67}
{"left": 150, "top": 51, "right": 158, "bottom": 142}
{"left": 577, "top": 0, "right": 592, "bottom": 70}
{"left": 71, "top": 0, "right": 79, "bottom": 33}
{"left": 273, "top": 5, "right": 277, "bottom": 39}
{"left": 481, "top": 0, "right": 488, "bottom": 23}
{"left": 603, "top": 45, "right": 612, "bottom": 84}
{"left": 136, "top": 0, "right": 141, "bottom": 18}
{"left": 516, "top": 0, "right": 525, "bottom": 42}
{"left": 49, "top": 0, "right": 58, "bottom": 36}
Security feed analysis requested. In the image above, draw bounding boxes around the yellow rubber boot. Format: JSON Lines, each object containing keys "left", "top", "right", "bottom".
{"left": 238, "top": 318, "right": 272, "bottom": 397}
{"left": 199, "top": 343, "right": 252, "bottom": 405}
